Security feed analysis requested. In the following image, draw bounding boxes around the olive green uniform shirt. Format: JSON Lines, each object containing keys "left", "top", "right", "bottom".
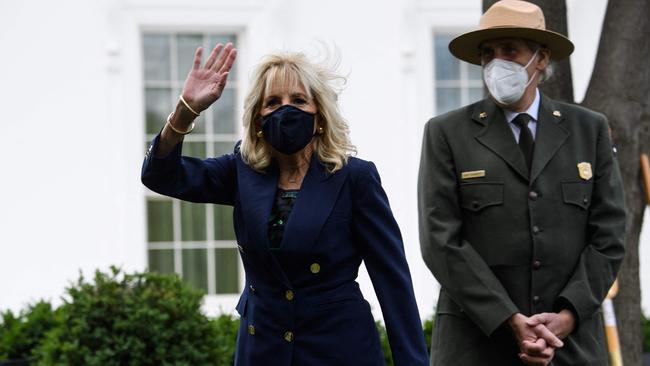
{"left": 418, "top": 95, "right": 626, "bottom": 366}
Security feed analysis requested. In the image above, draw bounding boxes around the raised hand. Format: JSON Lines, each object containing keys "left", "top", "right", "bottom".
{"left": 154, "top": 43, "right": 237, "bottom": 156}
{"left": 181, "top": 43, "right": 237, "bottom": 113}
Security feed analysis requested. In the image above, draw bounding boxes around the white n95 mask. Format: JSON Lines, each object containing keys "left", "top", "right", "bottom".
{"left": 483, "top": 50, "right": 539, "bottom": 105}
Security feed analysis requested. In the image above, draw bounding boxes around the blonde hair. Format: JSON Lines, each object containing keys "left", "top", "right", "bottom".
{"left": 240, "top": 51, "right": 356, "bottom": 173}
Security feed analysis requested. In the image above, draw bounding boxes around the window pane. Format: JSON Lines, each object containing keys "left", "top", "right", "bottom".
{"left": 143, "top": 35, "right": 171, "bottom": 81}
{"left": 145, "top": 88, "right": 172, "bottom": 134}
{"left": 182, "top": 249, "right": 208, "bottom": 292}
{"left": 210, "top": 88, "right": 236, "bottom": 134}
{"left": 208, "top": 35, "right": 236, "bottom": 48}
{"left": 148, "top": 249, "right": 174, "bottom": 274}
{"left": 176, "top": 34, "right": 203, "bottom": 82}
{"left": 215, "top": 248, "right": 239, "bottom": 294}
{"left": 191, "top": 113, "right": 208, "bottom": 134}
{"left": 469, "top": 87, "right": 485, "bottom": 103}
{"left": 434, "top": 35, "right": 459, "bottom": 80}
{"left": 436, "top": 87, "right": 461, "bottom": 114}
{"left": 468, "top": 63, "right": 483, "bottom": 81}
{"left": 147, "top": 199, "right": 173, "bottom": 242}
{"left": 144, "top": 32, "right": 240, "bottom": 300}
{"left": 214, "top": 141, "right": 235, "bottom": 157}
{"left": 207, "top": 35, "right": 237, "bottom": 81}
{"left": 214, "top": 205, "right": 236, "bottom": 240}
{"left": 183, "top": 141, "right": 207, "bottom": 158}
{"left": 181, "top": 202, "right": 207, "bottom": 241}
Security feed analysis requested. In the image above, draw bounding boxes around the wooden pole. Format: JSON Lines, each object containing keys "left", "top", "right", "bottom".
{"left": 604, "top": 280, "right": 623, "bottom": 366}
{"left": 641, "top": 154, "right": 650, "bottom": 204}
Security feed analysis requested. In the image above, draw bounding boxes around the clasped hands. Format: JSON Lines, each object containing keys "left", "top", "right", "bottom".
{"left": 507, "top": 310, "right": 575, "bottom": 366}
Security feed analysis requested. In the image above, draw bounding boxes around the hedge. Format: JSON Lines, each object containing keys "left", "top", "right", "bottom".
{"left": 1, "top": 267, "right": 648, "bottom": 365}
{"left": 1, "top": 268, "right": 238, "bottom": 366}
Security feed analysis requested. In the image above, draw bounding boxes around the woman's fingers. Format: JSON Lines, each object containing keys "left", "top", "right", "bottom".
{"left": 211, "top": 43, "right": 234, "bottom": 73}
{"left": 218, "top": 48, "right": 237, "bottom": 74}
{"left": 203, "top": 43, "right": 224, "bottom": 70}
{"left": 192, "top": 47, "right": 203, "bottom": 70}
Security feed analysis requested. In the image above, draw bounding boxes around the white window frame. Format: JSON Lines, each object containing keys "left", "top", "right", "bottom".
{"left": 432, "top": 30, "right": 484, "bottom": 115}
{"left": 121, "top": 4, "right": 256, "bottom": 314}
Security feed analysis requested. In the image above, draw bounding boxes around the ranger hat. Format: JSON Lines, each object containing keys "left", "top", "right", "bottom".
{"left": 449, "top": 0, "right": 574, "bottom": 65}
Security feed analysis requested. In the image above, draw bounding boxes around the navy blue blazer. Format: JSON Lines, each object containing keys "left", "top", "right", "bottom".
{"left": 141, "top": 135, "right": 428, "bottom": 366}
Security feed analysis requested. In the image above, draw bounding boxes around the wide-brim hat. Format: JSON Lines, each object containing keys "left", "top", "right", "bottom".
{"left": 449, "top": 0, "right": 574, "bottom": 65}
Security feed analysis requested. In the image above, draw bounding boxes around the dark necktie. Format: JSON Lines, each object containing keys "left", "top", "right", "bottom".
{"left": 512, "top": 113, "right": 534, "bottom": 172}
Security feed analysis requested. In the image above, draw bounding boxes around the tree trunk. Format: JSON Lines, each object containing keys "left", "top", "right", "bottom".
{"left": 581, "top": 0, "right": 650, "bottom": 364}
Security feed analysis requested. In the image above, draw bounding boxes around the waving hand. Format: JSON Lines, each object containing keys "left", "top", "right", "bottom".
{"left": 182, "top": 43, "right": 237, "bottom": 113}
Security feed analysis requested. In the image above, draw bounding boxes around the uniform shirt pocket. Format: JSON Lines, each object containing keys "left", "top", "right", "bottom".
{"left": 459, "top": 182, "right": 504, "bottom": 212}
{"left": 561, "top": 181, "right": 593, "bottom": 210}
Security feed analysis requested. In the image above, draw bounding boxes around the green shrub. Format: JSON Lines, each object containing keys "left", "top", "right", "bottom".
{"left": 208, "top": 314, "right": 239, "bottom": 365}
{"left": 375, "top": 314, "right": 435, "bottom": 365}
{"left": 375, "top": 320, "right": 394, "bottom": 366}
{"left": 627, "top": 313, "right": 650, "bottom": 353}
{"left": 0, "top": 301, "right": 61, "bottom": 361}
{"left": 32, "top": 267, "right": 234, "bottom": 366}
{"left": 423, "top": 315, "right": 434, "bottom": 354}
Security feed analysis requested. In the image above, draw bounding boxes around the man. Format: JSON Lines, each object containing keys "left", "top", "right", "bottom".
{"left": 417, "top": 1, "right": 626, "bottom": 365}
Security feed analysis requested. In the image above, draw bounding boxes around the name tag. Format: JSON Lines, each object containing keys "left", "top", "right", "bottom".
{"left": 461, "top": 170, "right": 486, "bottom": 179}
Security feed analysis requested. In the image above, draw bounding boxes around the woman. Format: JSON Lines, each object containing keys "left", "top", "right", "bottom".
{"left": 141, "top": 43, "right": 428, "bottom": 365}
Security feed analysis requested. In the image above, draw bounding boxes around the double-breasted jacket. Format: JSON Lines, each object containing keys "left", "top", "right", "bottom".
{"left": 142, "top": 135, "right": 429, "bottom": 365}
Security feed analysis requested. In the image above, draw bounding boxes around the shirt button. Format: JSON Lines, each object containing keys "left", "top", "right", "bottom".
{"left": 528, "top": 191, "right": 538, "bottom": 200}
{"left": 310, "top": 263, "right": 321, "bottom": 274}
{"left": 532, "top": 226, "right": 540, "bottom": 234}
{"left": 285, "top": 290, "right": 294, "bottom": 301}
{"left": 248, "top": 325, "right": 256, "bottom": 335}
{"left": 532, "top": 261, "right": 541, "bottom": 270}
{"left": 249, "top": 284, "right": 256, "bottom": 293}
{"left": 533, "top": 296, "right": 540, "bottom": 304}
{"left": 284, "top": 331, "right": 294, "bottom": 342}
{"left": 583, "top": 197, "right": 589, "bottom": 204}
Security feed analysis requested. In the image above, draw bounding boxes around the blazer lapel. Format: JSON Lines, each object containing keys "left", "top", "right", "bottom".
{"left": 530, "top": 96, "right": 569, "bottom": 183}
{"left": 237, "top": 160, "right": 291, "bottom": 287}
{"left": 473, "top": 99, "right": 530, "bottom": 182}
{"left": 280, "top": 154, "right": 349, "bottom": 253}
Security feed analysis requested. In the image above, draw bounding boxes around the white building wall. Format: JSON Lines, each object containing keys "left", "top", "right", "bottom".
{"left": 0, "top": 0, "right": 148, "bottom": 312}
{"left": 1, "top": 0, "right": 648, "bottom": 323}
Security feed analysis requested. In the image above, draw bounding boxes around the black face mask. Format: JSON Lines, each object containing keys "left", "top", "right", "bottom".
{"left": 261, "top": 105, "right": 316, "bottom": 155}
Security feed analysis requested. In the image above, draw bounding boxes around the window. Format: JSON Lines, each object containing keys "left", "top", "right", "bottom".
{"left": 142, "top": 33, "right": 240, "bottom": 295}
{"left": 433, "top": 33, "right": 484, "bottom": 114}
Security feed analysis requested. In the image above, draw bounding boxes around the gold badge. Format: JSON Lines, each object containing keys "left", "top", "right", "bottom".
{"left": 553, "top": 110, "right": 562, "bottom": 117}
{"left": 461, "top": 170, "right": 486, "bottom": 179}
{"left": 479, "top": 112, "right": 488, "bottom": 119}
{"left": 577, "top": 162, "right": 592, "bottom": 180}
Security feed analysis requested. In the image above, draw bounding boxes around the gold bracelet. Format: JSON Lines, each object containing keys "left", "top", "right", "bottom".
{"left": 166, "top": 112, "right": 195, "bottom": 135}
{"left": 179, "top": 94, "right": 201, "bottom": 116}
